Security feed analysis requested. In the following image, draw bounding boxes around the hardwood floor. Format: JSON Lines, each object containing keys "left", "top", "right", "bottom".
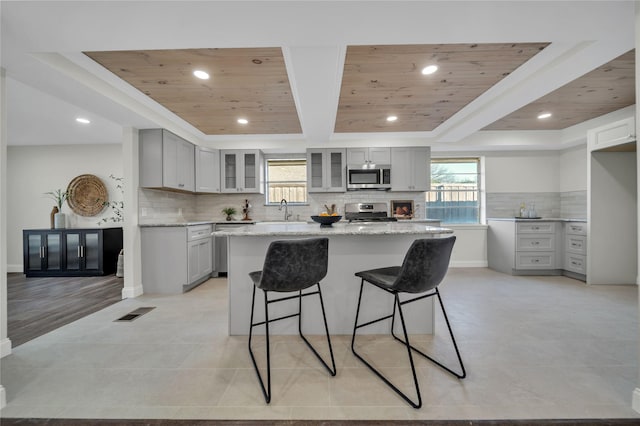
{"left": 7, "top": 273, "right": 124, "bottom": 347}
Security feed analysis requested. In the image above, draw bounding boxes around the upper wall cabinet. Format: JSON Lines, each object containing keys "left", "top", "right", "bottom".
{"left": 221, "top": 150, "right": 264, "bottom": 193}
{"left": 588, "top": 117, "right": 636, "bottom": 152}
{"left": 307, "top": 148, "right": 346, "bottom": 192}
{"left": 140, "top": 129, "right": 195, "bottom": 193}
{"left": 346, "top": 147, "right": 391, "bottom": 165}
{"left": 195, "top": 146, "right": 221, "bottom": 193}
{"left": 391, "top": 146, "right": 431, "bottom": 191}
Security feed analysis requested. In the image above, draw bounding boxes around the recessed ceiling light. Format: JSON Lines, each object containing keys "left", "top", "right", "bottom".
{"left": 421, "top": 65, "right": 438, "bottom": 75}
{"left": 386, "top": 116, "right": 398, "bottom": 122}
{"left": 193, "top": 70, "right": 210, "bottom": 80}
{"left": 537, "top": 112, "right": 552, "bottom": 119}
{"left": 237, "top": 118, "right": 249, "bottom": 124}
{"left": 75, "top": 117, "right": 90, "bottom": 124}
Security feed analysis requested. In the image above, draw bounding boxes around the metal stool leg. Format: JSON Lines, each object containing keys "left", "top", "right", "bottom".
{"left": 248, "top": 286, "right": 271, "bottom": 403}
{"left": 390, "top": 288, "right": 466, "bottom": 379}
{"left": 298, "top": 283, "right": 337, "bottom": 376}
{"left": 351, "top": 280, "right": 423, "bottom": 408}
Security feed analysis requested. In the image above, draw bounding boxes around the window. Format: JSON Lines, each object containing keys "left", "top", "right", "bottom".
{"left": 265, "top": 158, "right": 307, "bottom": 204}
{"left": 426, "top": 158, "right": 480, "bottom": 224}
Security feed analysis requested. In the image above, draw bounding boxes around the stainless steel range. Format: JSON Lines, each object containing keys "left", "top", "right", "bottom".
{"left": 344, "top": 202, "right": 398, "bottom": 223}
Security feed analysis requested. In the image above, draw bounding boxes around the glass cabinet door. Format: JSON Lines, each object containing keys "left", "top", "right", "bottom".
{"left": 243, "top": 152, "right": 256, "bottom": 190}
{"left": 26, "top": 233, "right": 43, "bottom": 271}
{"left": 83, "top": 231, "right": 100, "bottom": 271}
{"left": 65, "top": 232, "right": 81, "bottom": 271}
{"left": 308, "top": 151, "right": 324, "bottom": 191}
{"left": 223, "top": 152, "right": 237, "bottom": 191}
{"left": 329, "top": 151, "right": 344, "bottom": 189}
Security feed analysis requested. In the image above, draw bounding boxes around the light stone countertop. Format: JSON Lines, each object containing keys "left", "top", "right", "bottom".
{"left": 139, "top": 220, "right": 256, "bottom": 227}
{"left": 213, "top": 221, "right": 453, "bottom": 237}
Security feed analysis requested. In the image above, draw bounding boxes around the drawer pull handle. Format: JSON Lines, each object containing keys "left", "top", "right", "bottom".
{"left": 531, "top": 241, "right": 540, "bottom": 245}
{"left": 532, "top": 259, "right": 540, "bottom": 263}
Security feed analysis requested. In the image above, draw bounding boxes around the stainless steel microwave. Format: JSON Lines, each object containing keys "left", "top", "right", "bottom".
{"left": 347, "top": 164, "right": 391, "bottom": 190}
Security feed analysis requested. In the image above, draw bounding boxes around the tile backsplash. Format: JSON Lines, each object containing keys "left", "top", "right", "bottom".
{"left": 139, "top": 188, "right": 588, "bottom": 223}
{"left": 139, "top": 189, "right": 427, "bottom": 223}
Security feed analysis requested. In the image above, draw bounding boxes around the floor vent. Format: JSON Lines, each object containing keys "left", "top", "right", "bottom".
{"left": 115, "top": 307, "right": 155, "bottom": 322}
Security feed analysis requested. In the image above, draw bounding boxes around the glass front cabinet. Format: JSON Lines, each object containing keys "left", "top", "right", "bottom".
{"left": 23, "top": 228, "right": 123, "bottom": 277}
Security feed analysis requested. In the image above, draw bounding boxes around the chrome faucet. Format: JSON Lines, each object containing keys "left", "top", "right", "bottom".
{"left": 279, "top": 198, "right": 292, "bottom": 221}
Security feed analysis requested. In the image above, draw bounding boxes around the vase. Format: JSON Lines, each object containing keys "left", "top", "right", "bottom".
{"left": 54, "top": 212, "right": 66, "bottom": 229}
{"left": 226, "top": 215, "right": 232, "bottom": 221}
{"left": 50, "top": 206, "right": 59, "bottom": 229}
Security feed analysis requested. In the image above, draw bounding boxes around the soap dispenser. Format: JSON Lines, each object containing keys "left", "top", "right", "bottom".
{"left": 519, "top": 202, "right": 526, "bottom": 218}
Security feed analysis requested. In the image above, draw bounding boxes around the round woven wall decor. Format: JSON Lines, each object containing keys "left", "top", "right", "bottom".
{"left": 66, "top": 174, "right": 108, "bottom": 217}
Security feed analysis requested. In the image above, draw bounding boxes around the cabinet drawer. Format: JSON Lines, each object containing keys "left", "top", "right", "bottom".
{"left": 566, "top": 234, "right": 587, "bottom": 255}
{"left": 188, "top": 225, "right": 213, "bottom": 241}
{"left": 516, "top": 235, "right": 555, "bottom": 251}
{"left": 517, "top": 222, "right": 555, "bottom": 233}
{"left": 564, "top": 253, "right": 586, "bottom": 274}
{"left": 565, "top": 222, "right": 587, "bottom": 235}
{"left": 516, "top": 252, "right": 555, "bottom": 269}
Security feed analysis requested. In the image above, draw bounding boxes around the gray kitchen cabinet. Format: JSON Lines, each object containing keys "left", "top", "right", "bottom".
{"left": 391, "top": 147, "right": 430, "bottom": 191}
{"left": 564, "top": 221, "right": 587, "bottom": 280}
{"left": 588, "top": 116, "right": 635, "bottom": 152}
{"left": 141, "top": 224, "right": 213, "bottom": 294}
{"left": 221, "top": 149, "right": 264, "bottom": 193}
{"left": 307, "top": 148, "right": 346, "bottom": 192}
{"left": 195, "top": 146, "right": 221, "bottom": 193}
{"left": 140, "top": 129, "right": 195, "bottom": 192}
{"left": 347, "top": 147, "right": 391, "bottom": 165}
{"left": 488, "top": 220, "right": 561, "bottom": 275}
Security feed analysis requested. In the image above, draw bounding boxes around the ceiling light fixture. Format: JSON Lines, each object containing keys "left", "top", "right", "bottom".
{"left": 193, "top": 70, "right": 210, "bottom": 80}
{"left": 75, "top": 117, "right": 90, "bottom": 124}
{"left": 386, "top": 116, "right": 398, "bottom": 122}
{"left": 537, "top": 112, "right": 552, "bottom": 119}
{"left": 421, "top": 65, "right": 438, "bottom": 75}
{"left": 237, "top": 118, "right": 249, "bottom": 124}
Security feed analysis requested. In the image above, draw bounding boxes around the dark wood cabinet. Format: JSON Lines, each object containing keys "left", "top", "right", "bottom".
{"left": 23, "top": 228, "right": 123, "bottom": 277}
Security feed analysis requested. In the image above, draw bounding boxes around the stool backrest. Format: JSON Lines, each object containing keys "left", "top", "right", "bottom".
{"left": 257, "top": 237, "right": 329, "bottom": 292}
{"left": 393, "top": 236, "right": 456, "bottom": 293}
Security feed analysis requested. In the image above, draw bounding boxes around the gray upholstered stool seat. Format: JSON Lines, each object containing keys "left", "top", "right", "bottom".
{"left": 351, "top": 235, "right": 465, "bottom": 409}
{"left": 248, "top": 237, "right": 336, "bottom": 404}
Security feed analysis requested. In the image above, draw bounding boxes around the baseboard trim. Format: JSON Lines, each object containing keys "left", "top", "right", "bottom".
{"left": 632, "top": 387, "right": 640, "bottom": 413}
{"left": 450, "top": 260, "right": 488, "bottom": 268}
{"left": 7, "top": 264, "right": 22, "bottom": 273}
{"left": 0, "top": 337, "right": 12, "bottom": 358}
{"left": 122, "top": 284, "right": 143, "bottom": 299}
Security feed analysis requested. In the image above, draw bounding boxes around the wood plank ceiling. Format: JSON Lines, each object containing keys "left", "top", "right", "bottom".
{"left": 335, "top": 43, "right": 549, "bottom": 133}
{"left": 84, "top": 44, "right": 634, "bottom": 136}
{"left": 84, "top": 48, "right": 302, "bottom": 135}
{"left": 483, "top": 49, "right": 635, "bottom": 130}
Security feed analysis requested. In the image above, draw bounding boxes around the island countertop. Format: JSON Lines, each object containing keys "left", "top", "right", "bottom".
{"left": 214, "top": 221, "right": 453, "bottom": 237}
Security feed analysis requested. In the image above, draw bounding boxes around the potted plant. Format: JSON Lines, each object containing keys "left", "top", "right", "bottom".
{"left": 222, "top": 207, "right": 237, "bottom": 221}
{"left": 45, "top": 189, "right": 70, "bottom": 229}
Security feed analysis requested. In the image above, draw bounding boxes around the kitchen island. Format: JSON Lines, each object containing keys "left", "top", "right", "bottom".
{"left": 215, "top": 221, "right": 453, "bottom": 335}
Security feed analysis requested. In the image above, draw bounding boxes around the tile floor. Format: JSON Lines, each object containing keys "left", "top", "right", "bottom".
{"left": 1, "top": 268, "right": 639, "bottom": 421}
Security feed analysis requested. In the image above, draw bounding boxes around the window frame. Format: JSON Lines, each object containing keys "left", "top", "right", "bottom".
{"left": 426, "top": 157, "right": 483, "bottom": 224}
{"left": 264, "top": 156, "right": 308, "bottom": 206}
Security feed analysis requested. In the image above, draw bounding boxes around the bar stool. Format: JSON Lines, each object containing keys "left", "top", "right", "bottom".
{"left": 351, "top": 235, "right": 465, "bottom": 408}
{"left": 248, "top": 237, "right": 336, "bottom": 403}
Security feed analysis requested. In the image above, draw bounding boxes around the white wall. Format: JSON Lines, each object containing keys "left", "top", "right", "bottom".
{"left": 6, "top": 144, "right": 123, "bottom": 271}
{"left": 559, "top": 145, "right": 588, "bottom": 192}
{"left": 485, "top": 152, "right": 560, "bottom": 193}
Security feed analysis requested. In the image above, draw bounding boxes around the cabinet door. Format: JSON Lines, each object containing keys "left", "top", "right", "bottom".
{"left": 347, "top": 148, "right": 368, "bottom": 164}
{"left": 65, "top": 231, "right": 82, "bottom": 271}
{"left": 409, "top": 147, "right": 430, "bottom": 191}
{"left": 369, "top": 147, "right": 391, "bottom": 164}
{"left": 162, "top": 130, "right": 181, "bottom": 190}
{"left": 307, "top": 150, "right": 325, "bottom": 192}
{"left": 326, "top": 149, "right": 346, "bottom": 191}
{"left": 195, "top": 147, "right": 220, "bottom": 193}
{"left": 243, "top": 151, "right": 258, "bottom": 192}
{"left": 44, "top": 232, "right": 63, "bottom": 272}
{"left": 25, "top": 232, "right": 44, "bottom": 272}
{"left": 187, "top": 240, "right": 200, "bottom": 284}
{"left": 391, "top": 147, "right": 412, "bottom": 191}
{"left": 222, "top": 151, "right": 239, "bottom": 192}
{"left": 83, "top": 231, "right": 102, "bottom": 272}
{"left": 176, "top": 139, "right": 195, "bottom": 192}
{"left": 198, "top": 238, "right": 213, "bottom": 276}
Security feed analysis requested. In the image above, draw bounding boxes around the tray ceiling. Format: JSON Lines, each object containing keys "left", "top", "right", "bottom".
{"left": 84, "top": 43, "right": 633, "bottom": 136}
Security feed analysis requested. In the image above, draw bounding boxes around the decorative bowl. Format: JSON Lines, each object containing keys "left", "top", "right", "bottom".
{"left": 310, "top": 215, "right": 342, "bottom": 227}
